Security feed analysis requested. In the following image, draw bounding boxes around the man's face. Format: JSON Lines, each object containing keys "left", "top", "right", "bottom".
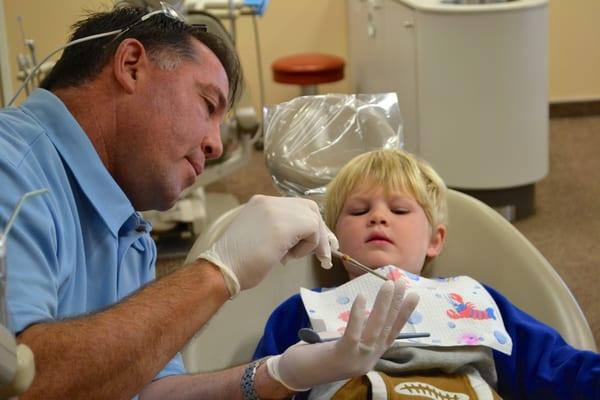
{"left": 334, "top": 182, "right": 441, "bottom": 279}
{"left": 114, "top": 39, "right": 229, "bottom": 211}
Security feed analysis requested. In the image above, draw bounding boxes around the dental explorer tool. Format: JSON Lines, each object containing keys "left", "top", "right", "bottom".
{"left": 331, "top": 249, "right": 389, "bottom": 281}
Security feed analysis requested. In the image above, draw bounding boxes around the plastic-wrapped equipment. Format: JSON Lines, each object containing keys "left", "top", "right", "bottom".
{"left": 263, "top": 93, "right": 403, "bottom": 204}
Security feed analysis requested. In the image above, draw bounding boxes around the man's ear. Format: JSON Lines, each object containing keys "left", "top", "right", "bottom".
{"left": 112, "top": 38, "right": 148, "bottom": 94}
{"left": 426, "top": 224, "right": 447, "bottom": 260}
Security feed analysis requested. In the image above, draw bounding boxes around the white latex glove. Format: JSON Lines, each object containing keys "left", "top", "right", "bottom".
{"left": 266, "top": 280, "right": 419, "bottom": 392}
{"left": 197, "top": 195, "right": 338, "bottom": 297}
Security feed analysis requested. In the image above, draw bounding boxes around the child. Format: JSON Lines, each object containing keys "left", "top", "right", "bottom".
{"left": 254, "top": 149, "right": 600, "bottom": 399}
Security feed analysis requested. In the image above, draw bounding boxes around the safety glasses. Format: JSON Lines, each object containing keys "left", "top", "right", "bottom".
{"left": 8, "top": 2, "right": 202, "bottom": 107}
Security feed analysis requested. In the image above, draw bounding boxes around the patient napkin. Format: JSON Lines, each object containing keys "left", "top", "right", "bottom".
{"left": 300, "top": 266, "right": 512, "bottom": 355}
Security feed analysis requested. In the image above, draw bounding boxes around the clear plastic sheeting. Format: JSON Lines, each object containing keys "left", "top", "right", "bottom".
{"left": 264, "top": 93, "right": 403, "bottom": 204}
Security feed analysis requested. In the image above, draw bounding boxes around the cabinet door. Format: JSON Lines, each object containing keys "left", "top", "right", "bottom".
{"left": 347, "top": 0, "right": 418, "bottom": 153}
{"left": 416, "top": 8, "right": 548, "bottom": 188}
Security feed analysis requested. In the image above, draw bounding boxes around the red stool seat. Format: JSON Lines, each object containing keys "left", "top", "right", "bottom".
{"left": 272, "top": 53, "right": 345, "bottom": 86}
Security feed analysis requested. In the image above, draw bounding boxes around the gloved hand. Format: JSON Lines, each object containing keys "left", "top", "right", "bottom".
{"left": 266, "top": 280, "right": 419, "bottom": 392}
{"left": 196, "top": 195, "right": 338, "bottom": 297}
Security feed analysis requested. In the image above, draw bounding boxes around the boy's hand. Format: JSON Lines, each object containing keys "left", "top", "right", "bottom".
{"left": 266, "top": 281, "right": 419, "bottom": 391}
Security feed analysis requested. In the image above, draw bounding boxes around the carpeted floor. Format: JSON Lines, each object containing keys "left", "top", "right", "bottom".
{"left": 161, "top": 115, "right": 600, "bottom": 350}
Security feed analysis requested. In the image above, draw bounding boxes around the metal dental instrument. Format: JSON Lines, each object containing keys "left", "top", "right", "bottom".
{"left": 0, "top": 188, "right": 49, "bottom": 327}
{"left": 298, "top": 327, "right": 430, "bottom": 344}
{"left": 1, "top": 189, "right": 49, "bottom": 241}
{"left": 331, "top": 249, "right": 389, "bottom": 281}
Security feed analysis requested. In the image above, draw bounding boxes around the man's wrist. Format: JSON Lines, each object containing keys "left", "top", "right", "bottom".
{"left": 197, "top": 250, "right": 241, "bottom": 299}
{"left": 253, "top": 358, "right": 296, "bottom": 399}
{"left": 187, "top": 258, "right": 231, "bottom": 303}
{"left": 241, "top": 358, "right": 266, "bottom": 400}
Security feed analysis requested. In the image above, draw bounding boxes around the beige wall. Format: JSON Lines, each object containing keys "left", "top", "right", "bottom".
{"left": 548, "top": 0, "right": 600, "bottom": 102}
{"left": 2, "top": 0, "right": 350, "bottom": 109}
{"left": 235, "top": 0, "right": 349, "bottom": 111}
{"left": 2, "top": 0, "right": 599, "bottom": 108}
{"left": 3, "top": 0, "right": 114, "bottom": 105}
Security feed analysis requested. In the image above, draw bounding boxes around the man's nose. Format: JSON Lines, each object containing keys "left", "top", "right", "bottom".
{"left": 202, "top": 123, "right": 224, "bottom": 160}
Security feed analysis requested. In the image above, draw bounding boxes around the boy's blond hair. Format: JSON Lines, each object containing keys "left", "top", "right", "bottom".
{"left": 324, "top": 149, "right": 448, "bottom": 233}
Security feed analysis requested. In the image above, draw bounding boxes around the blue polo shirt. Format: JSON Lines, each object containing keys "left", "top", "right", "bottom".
{"left": 0, "top": 89, "right": 184, "bottom": 386}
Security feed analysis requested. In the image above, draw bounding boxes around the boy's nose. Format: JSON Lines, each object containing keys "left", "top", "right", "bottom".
{"left": 369, "top": 214, "right": 388, "bottom": 226}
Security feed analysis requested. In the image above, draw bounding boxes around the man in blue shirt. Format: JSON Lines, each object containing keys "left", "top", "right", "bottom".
{"left": 0, "top": 5, "right": 419, "bottom": 400}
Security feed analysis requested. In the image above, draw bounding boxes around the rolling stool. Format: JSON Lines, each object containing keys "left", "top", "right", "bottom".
{"left": 271, "top": 53, "right": 345, "bottom": 96}
{"left": 253, "top": 53, "right": 345, "bottom": 150}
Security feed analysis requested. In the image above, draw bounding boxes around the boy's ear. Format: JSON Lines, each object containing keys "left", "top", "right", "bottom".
{"left": 426, "top": 224, "right": 447, "bottom": 259}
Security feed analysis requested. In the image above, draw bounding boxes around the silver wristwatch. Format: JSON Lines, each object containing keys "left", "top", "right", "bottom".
{"left": 241, "top": 357, "right": 268, "bottom": 400}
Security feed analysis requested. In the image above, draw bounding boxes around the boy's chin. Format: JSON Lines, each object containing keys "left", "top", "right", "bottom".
{"left": 361, "top": 256, "right": 425, "bottom": 275}
{"left": 343, "top": 259, "right": 389, "bottom": 280}
{"left": 360, "top": 255, "right": 395, "bottom": 269}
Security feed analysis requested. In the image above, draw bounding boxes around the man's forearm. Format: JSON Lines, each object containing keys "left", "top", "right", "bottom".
{"left": 140, "top": 362, "right": 295, "bottom": 400}
{"left": 17, "top": 260, "right": 229, "bottom": 400}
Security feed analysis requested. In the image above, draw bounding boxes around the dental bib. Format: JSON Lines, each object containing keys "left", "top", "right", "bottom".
{"left": 301, "top": 266, "right": 513, "bottom": 355}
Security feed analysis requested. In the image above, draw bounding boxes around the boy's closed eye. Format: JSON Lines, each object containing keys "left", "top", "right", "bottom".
{"left": 346, "top": 206, "right": 410, "bottom": 216}
{"left": 343, "top": 198, "right": 369, "bottom": 215}
{"left": 348, "top": 208, "right": 368, "bottom": 216}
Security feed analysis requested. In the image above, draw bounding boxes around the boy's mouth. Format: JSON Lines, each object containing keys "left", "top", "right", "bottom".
{"left": 366, "top": 232, "right": 394, "bottom": 244}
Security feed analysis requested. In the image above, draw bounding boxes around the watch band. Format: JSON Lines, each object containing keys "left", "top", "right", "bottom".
{"left": 241, "top": 357, "right": 267, "bottom": 400}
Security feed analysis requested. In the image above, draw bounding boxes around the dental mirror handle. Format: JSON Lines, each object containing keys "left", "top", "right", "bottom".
{"left": 298, "top": 327, "right": 430, "bottom": 344}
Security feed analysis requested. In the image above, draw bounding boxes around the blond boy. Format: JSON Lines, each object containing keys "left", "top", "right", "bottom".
{"left": 254, "top": 149, "right": 600, "bottom": 399}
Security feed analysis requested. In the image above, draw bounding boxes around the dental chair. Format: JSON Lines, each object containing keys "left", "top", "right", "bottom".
{"left": 181, "top": 95, "right": 596, "bottom": 374}
{"left": 181, "top": 190, "right": 596, "bottom": 373}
